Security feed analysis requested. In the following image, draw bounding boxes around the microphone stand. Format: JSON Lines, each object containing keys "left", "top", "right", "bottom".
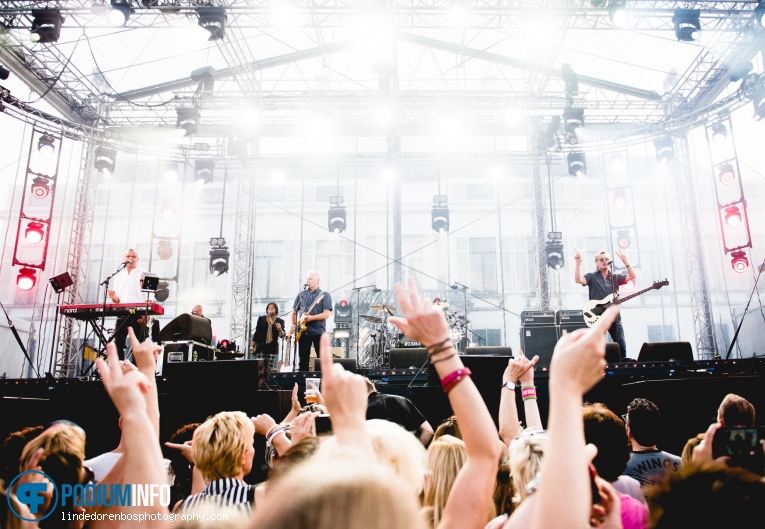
{"left": 100, "top": 262, "right": 127, "bottom": 345}
{"left": 0, "top": 301, "right": 39, "bottom": 378}
{"left": 451, "top": 282, "right": 469, "bottom": 352}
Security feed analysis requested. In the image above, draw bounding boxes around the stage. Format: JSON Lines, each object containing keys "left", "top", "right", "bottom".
{"left": 2, "top": 357, "right": 763, "bottom": 483}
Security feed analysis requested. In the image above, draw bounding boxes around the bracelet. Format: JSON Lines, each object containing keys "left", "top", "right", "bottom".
{"left": 267, "top": 427, "right": 286, "bottom": 444}
{"left": 265, "top": 424, "right": 279, "bottom": 438}
{"left": 502, "top": 381, "right": 515, "bottom": 391}
{"left": 441, "top": 367, "right": 472, "bottom": 394}
{"left": 521, "top": 386, "right": 537, "bottom": 401}
{"left": 431, "top": 352, "right": 457, "bottom": 365}
{"left": 430, "top": 343, "right": 456, "bottom": 358}
{"left": 426, "top": 337, "right": 452, "bottom": 356}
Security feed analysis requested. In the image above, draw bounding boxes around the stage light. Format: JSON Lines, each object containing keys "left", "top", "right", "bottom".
{"left": 730, "top": 250, "right": 749, "bottom": 273}
{"left": 673, "top": 9, "right": 701, "bottom": 42}
{"left": 328, "top": 206, "right": 347, "bottom": 234}
{"left": 37, "top": 134, "right": 55, "bottom": 156}
{"left": 161, "top": 203, "right": 176, "bottom": 220}
{"left": 756, "top": 2, "right": 765, "bottom": 27}
{"left": 157, "top": 239, "right": 173, "bottom": 260}
{"left": 30, "top": 9, "right": 63, "bottom": 43}
{"left": 654, "top": 137, "right": 674, "bottom": 162}
{"left": 108, "top": 1, "right": 131, "bottom": 27}
{"left": 545, "top": 232, "right": 564, "bottom": 270}
{"left": 566, "top": 151, "right": 586, "bottom": 177}
{"left": 562, "top": 107, "right": 584, "bottom": 145}
{"left": 25, "top": 222, "right": 45, "bottom": 244}
{"left": 335, "top": 299, "right": 352, "bottom": 324}
{"left": 711, "top": 123, "right": 727, "bottom": 144}
{"left": 17, "top": 268, "right": 37, "bottom": 291}
{"left": 612, "top": 189, "right": 628, "bottom": 209}
{"left": 164, "top": 163, "right": 179, "bottom": 182}
{"left": 609, "top": 153, "right": 625, "bottom": 173}
{"left": 30, "top": 176, "right": 51, "bottom": 199}
{"left": 753, "top": 95, "right": 765, "bottom": 121}
{"left": 616, "top": 229, "right": 631, "bottom": 249}
{"left": 194, "top": 159, "right": 214, "bottom": 183}
{"left": 154, "top": 281, "right": 169, "bottom": 302}
{"left": 197, "top": 6, "right": 227, "bottom": 41}
{"left": 724, "top": 206, "right": 742, "bottom": 228}
{"left": 270, "top": 168, "right": 286, "bottom": 182}
{"left": 209, "top": 247, "right": 230, "bottom": 276}
{"left": 718, "top": 163, "right": 736, "bottom": 185}
{"left": 447, "top": 0, "right": 468, "bottom": 27}
{"left": 608, "top": 0, "right": 628, "bottom": 27}
{"left": 432, "top": 195, "right": 449, "bottom": 233}
{"left": 94, "top": 147, "right": 117, "bottom": 175}
{"left": 176, "top": 107, "right": 200, "bottom": 136}
{"left": 0, "top": 65, "right": 9, "bottom": 81}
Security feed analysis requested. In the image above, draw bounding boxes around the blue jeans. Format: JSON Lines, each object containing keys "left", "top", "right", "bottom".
{"left": 607, "top": 315, "right": 627, "bottom": 358}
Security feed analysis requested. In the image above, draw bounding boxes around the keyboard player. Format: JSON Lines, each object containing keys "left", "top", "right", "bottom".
{"left": 107, "top": 249, "right": 148, "bottom": 360}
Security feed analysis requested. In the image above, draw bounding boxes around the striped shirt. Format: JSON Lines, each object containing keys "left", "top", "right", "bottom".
{"left": 178, "top": 478, "right": 253, "bottom": 517}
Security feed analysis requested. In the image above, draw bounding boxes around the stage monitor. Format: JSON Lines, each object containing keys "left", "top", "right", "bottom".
{"left": 158, "top": 313, "right": 212, "bottom": 345}
{"left": 637, "top": 341, "right": 693, "bottom": 363}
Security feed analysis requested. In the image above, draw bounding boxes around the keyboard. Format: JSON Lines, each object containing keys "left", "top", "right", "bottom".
{"left": 60, "top": 302, "right": 164, "bottom": 320}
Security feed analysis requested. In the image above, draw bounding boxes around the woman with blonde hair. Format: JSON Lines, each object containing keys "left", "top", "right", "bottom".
{"left": 508, "top": 430, "right": 547, "bottom": 507}
{"left": 421, "top": 435, "right": 468, "bottom": 527}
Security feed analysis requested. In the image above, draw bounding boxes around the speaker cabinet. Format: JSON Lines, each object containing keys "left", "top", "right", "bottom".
{"left": 520, "top": 325, "right": 558, "bottom": 365}
{"left": 333, "top": 358, "right": 357, "bottom": 372}
{"left": 605, "top": 343, "right": 622, "bottom": 363}
{"left": 163, "top": 359, "right": 265, "bottom": 389}
{"left": 637, "top": 342, "right": 694, "bottom": 363}
{"left": 159, "top": 314, "right": 212, "bottom": 344}
{"left": 389, "top": 348, "right": 428, "bottom": 369}
{"left": 558, "top": 323, "right": 588, "bottom": 341}
{"left": 463, "top": 346, "right": 513, "bottom": 356}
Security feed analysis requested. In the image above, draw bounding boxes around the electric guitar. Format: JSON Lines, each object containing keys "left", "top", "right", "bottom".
{"left": 583, "top": 279, "right": 669, "bottom": 327}
{"left": 294, "top": 294, "right": 325, "bottom": 342}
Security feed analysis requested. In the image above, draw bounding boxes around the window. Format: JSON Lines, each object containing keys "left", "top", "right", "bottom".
{"left": 255, "top": 241, "right": 285, "bottom": 298}
{"left": 258, "top": 186, "right": 286, "bottom": 203}
{"left": 647, "top": 325, "right": 676, "bottom": 342}
{"left": 469, "top": 238, "right": 498, "bottom": 293}
{"left": 316, "top": 185, "right": 344, "bottom": 202}
{"left": 466, "top": 185, "right": 493, "bottom": 200}
{"left": 472, "top": 328, "right": 502, "bottom": 347}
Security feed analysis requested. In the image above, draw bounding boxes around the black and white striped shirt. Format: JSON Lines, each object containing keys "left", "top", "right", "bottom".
{"left": 178, "top": 478, "right": 253, "bottom": 517}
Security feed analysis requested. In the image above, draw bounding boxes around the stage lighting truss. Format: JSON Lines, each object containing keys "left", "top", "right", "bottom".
{"left": 566, "top": 151, "right": 586, "bottom": 177}
{"left": 724, "top": 206, "right": 742, "bottom": 228}
{"left": 673, "top": 9, "right": 701, "bottom": 42}
{"left": 730, "top": 250, "right": 749, "bottom": 273}
{"left": 654, "top": 137, "right": 675, "bottom": 162}
{"left": 545, "top": 231, "right": 564, "bottom": 270}
{"left": 37, "top": 134, "right": 55, "bottom": 156}
{"left": 25, "top": 222, "right": 45, "bottom": 244}
{"left": 30, "top": 9, "right": 63, "bottom": 44}
{"left": 94, "top": 146, "right": 117, "bottom": 175}
{"left": 17, "top": 267, "right": 37, "bottom": 291}
{"left": 177, "top": 107, "right": 200, "bottom": 136}
{"left": 431, "top": 195, "right": 449, "bottom": 233}
{"left": 562, "top": 107, "right": 584, "bottom": 145}
{"left": 197, "top": 6, "right": 227, "bottom": 41}
{"left": 30, "top": 176, "right": 51, "bottom": 199}
{"left": 718, "top": 163, "right": 736, "bottom": 186}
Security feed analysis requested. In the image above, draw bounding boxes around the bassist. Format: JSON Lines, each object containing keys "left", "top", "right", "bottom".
{"left": 290, "top": 271, "right": 333, "bottom": 371}
{"left": 574, "top": 249, "right": 636, "bottom": 357}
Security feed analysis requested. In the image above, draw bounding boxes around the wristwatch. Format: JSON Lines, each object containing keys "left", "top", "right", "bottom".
{"left": 502, "top": 381, "right": 516, "bottom": 391}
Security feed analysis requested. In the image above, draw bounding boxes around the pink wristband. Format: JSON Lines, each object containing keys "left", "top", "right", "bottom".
{"left": 441, "top": 367, "right": 472, "bottom": 394}
{"left": 521, "top": 386, "right": 537, "bottom": 400}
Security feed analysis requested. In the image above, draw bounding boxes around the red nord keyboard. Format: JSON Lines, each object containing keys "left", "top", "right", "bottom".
{"left": 60, "top": 302, "right": 164, "bottom": 320}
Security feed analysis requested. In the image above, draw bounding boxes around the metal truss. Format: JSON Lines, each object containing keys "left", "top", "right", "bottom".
{"left": 674, "top": 136, "right": 718, "bottom": 359}
{"left": 530, "top": 128, "right": 550, "bottom": 311}
{"left": 229, "top": 164, "right": 256, "bottom": 348}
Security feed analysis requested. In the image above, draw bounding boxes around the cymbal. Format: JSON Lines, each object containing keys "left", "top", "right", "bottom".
{"left": 435, "top": 301, "right": 450, "bottom": 309}
{"left": 361, "top": 314, "right": 383, "bottom": 323}
{"left": 371, "top": 304, "right": 395, "bottom": 314}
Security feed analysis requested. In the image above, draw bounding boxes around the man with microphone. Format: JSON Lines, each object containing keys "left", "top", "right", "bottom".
{"left": 574, "top": 249, "right": 636, "bottom": 357}
{"left": 107, "top": 248, "right": 147, "bottom": 360}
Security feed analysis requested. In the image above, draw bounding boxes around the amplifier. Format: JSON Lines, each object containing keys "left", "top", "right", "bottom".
{"left": 556, "top": 309, "right": 585, "bottom": 325}
{"left": 520, "top": 310, "right": 556, "bottom": 326}
{"left": 520, "top": 325, "right": 558, "bottom": 365}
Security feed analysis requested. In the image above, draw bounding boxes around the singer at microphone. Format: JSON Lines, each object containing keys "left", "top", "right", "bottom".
{"left": 574, "top": 249, "right": 637, "bottom": 358}
{"left": 108, "top": 249, "right": 149, "bottom": 360}
{"left": 290, "top": 271, "right": 333, "bottom": 371}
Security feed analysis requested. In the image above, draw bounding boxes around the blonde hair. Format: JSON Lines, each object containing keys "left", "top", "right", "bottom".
{"left": 595, "top": 250, "right": 611, "bottom": 263}
{"left": 19, "top": 422, "right": 86, "bottom": 471}
{"left": 250, "top": 458, "right": 425, "bottom": 529}
{"left": 509, "top": 430, "right": 547, "bottom": 506}
{"left": 422, "top": 435, "right": 467, "bottom": 527}
{"left": 192, "top": 411, "right": 255, "bottom": 481}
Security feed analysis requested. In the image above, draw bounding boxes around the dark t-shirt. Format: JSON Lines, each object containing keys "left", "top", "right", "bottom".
{"left": 366, "top": 391, "right": 426, "bottom": 432}
{"left": 583, "top": 270, "right": 627, "bottom": 301}
{"left": 292, "top": 288, "right": 333, "bottom": 335}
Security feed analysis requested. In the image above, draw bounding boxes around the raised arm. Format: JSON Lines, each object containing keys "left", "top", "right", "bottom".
{"left": 574, "top": 250, "right": 587, "bottom": 286}
{"left": 391, "top": 278, "right": 501, "bottom": 529}
{"left": 616, "top": 250, "right": 637, "bottom": 282}
{"left": 127, "top": 328, "right": 162, "bottom": 436}
{"left": 517, "top": 351, "right": 542, "bottom": 432}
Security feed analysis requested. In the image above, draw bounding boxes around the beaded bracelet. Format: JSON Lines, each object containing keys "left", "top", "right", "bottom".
{"left": 441, "top": 367, "right": 472, "bottom": 394}
{"left": 521, "top": 386, "right": 537, "bottom": 401}
{"left": 429, "top": 342, "right": 456, "bottom": 358}
{"left": 267, "top": 427, "right": 288, "bottom": 444}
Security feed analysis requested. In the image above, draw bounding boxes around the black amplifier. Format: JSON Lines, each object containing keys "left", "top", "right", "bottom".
{"left": 556, "top": 310, "right": 585, "bottom": 325}
{"left": 520, "top": 310, "right": 556, "bottom": 326}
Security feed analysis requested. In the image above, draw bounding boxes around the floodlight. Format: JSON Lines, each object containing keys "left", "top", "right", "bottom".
{"left": 160, "top": 203, "right": 176, "bottom": 220}
{"left": 730, "top": 250, "right": 749, "bottom": 273}
{"left": 328, "top": 206, "right": 347, "bottom": 234}
{"left": 37, "top": 134, "right": 55, "bottom": 156}
{"left": 566, "top": 152, "right": 586, "bottom": 177}
{"left": 176, "top": 107, "right": 200, "bottom": 136}
{"left": 17, "top": 268, "right": 37, "bottom": 291}
{"left": 209, "top": 247, "right": 230, "bottom": 276}
{"left": 108, "top": 2, "right": 131, "bottom": 27}
{"left": 673, "top": 9, "right": 701, "bottom": 42}
{"left": 545, "top": 232, "right": 564, "bottom": 270}
{"left": 616, "top": 229, "right": 631, "bottom": 249}
{"left": 30, "top": 9, "right": 63, "bottom": 43}
{"left": 431, "top": 206, "right": 450, "bottom": 233}
{"left": 94, "top": 147, "right": 117, "bottom": 175}
{"left": 562, "top": 107, "right": 584, "bottom": 145}
{"left": 25, "top": 222, "right": 45, "bottom": 244}
{"left": 30, "top": 177, "right": 51, "bottom": 199}
{"left": 608, "top": 0, "right": 628, "bottom": 27}
{"left": 654, "top": 138, "right": 674, "bottom": 162}
{"left": 157, "top": 239, "right": 173, "bottom": 260}
{"left": 197, "top": 6, "right": 227, "bottom": 41}
{"left": 194, "top": 159, "right": 214, "bottom": 183}
{"left": 711, "top": 123, "right": 727, "bottom": 144}
{"left": 718, "top": 163, "right": 736, "bottom": 185}
{"left": 724, "top": 206, "right": 742, "bottom": 228}
{"left": 612, "top": 189, "right": 628, "bottom": 209}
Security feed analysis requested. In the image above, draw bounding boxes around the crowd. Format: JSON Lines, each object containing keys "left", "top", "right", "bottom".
{"left": 2, "top": 278, "right": 764, "bottom": 529}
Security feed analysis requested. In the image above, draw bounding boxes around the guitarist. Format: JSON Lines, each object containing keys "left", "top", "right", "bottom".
{"left": 290, "top": 271, "right": 333, "bottom": 371}
{"left": 574, "top": 249, "right": 636, "bottom": 357}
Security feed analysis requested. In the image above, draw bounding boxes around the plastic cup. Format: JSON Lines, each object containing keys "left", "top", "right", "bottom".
{"left": 305, "top": 377, "right": 321, "bottom": 403}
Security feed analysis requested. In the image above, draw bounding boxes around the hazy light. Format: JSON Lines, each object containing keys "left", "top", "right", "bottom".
{"left": 271, "top": 168, "right": 286, "bottom": 182}
{"left": 381, "top": 166, "right": 396, "bottom": 182}
{"left": 375, "top": 105, "right": 393, "bottom": 126}
{"left": 489, "top": 165, "right": 504, "bottom": 181}
{"left": 164, "top": 163, "right": 179, "bottom": 182}
{"left": 609, "top": 153, "right": 625, "bottom": 173}
{"left": 273, "top": 2, "right": 299, "bottom": 28}
{"left": 447, "top": 4, "right": 468, "bottom": 27}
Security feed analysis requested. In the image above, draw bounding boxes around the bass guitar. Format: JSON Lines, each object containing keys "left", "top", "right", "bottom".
{"left": 294, "top": 294, "right": 325, "bottom": 342}
{"left": 583, "top": 279, "right": 669, "bottom": 327}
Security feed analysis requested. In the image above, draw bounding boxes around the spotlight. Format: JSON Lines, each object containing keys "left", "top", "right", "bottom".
{"left": 724, "top": 206, "right": 742, "bottom": 228}
{"left": 609, "top": 153, "right": 625, "bottom": 173}
{"left": 431, "top": 195, "right": 450, "bottom": 233}
{"left": 30, "top": 176, "right": 51, "bottom": 199}
{"left": 711, "top": 123, "right": 727, "bottom": 144}
{"left": 154, "top": 281, "right": 170, "bottom": 302}
{"left": 753, "top": 96, "right": 765, "bottom": 121}
{"left": 718, "top": 163, "right": 736, "bottom": 185}
{"left": 566, "top": 151, "right": 586, "bottom": 177}
{"left": 270, "top": 168, "right": 286, "bottom": 182}
{"left": 197, "top": 6, "right": 227, "bottom": 41}
{"left": 328, "top": 206, "right": 347, "bottom": 234}
{"left": 756, "top": 2, "right": 765, "bottom": 27}
{"left": 164, "top": 163, "right": 179, "bottom": 182}
{"left": 673, "top": 9, "right": 701, "bottom": 42}
{"left": 94, "top": 146, "right": 117, "bottom": 175}
{"left": 612, "top": 189, "right": 628, "bottom": 209}
{"left": 0, "top": 65, "right": 9, "bottom": 81}
{"left": 654, "top": 137, "right": 674, "bottom": 162}
{"left": 157, "top": 239, "right": 173, "bottom": 260}
{"left": 545, "top": 232, "right": 564, "bottom": 270}
{"left": 37, "top": 134, "right": 55, "bottom": 156}
{"left": 108, "top": 1, "right": 131, "bottom": 27}
{"left": 209, "top": 246, "right": 230, "bottom": 276}
{"left": 160, "top": 203, "right": 176, "bottom": 220}
{"left": 616, "top": 229, "right": 631, "bottom": 249}
{"left": 25, "top": 222, "right": 45, "bottom": 244}
{"left": 176, "top": 107, "right": 200, "bottom": 136}
{"left": 608, "top": 0, "right": 628, "bottom": 27}
{"left": 562, "top": 107, "right": 584, "bottom": 145}
{"left": 194, "top": 159, "right": 214, "bottom": 183}
{"left": 730, "top": 250, "right": 749, "bottom": 273}
{"left": 30, "top": 9, "right": 63, "bottom": 43}
{"left": 17, "top": 268, "right": 37, "bottom": 291}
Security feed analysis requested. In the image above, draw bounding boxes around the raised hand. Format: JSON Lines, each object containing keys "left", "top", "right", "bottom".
{"left": 318, "top": 333, "right": 368, "bottom": 437}
{"left": 388, "top": 277, "right": 450, "bottom": 347}
{"left": 290, "top": 411, "right": 319, "bottom": 445}
{"left": 96, "top": 342, "right": 151, "bottom": 418}
{"left": 505, "top": 349, "right": 539, "bottom": 385}
{"left": 127, "top": 327, "right": 162, "bottom": 372}
{"left": 574, "top": 250, "right": 582, "bottom": 264}
{"left": 251, "top": 414, "right": 277, "bottom": 437}
{"left": 164, "top": 440, "right": 194, "bottom": 464}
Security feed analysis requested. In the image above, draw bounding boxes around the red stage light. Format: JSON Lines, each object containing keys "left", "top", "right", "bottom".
{"left": 612, "top": 189, "right": 628, "bottom": 209}
{"left": 340, "top": 299, "right": 347, "bottom": 307}
{"left": 730, "top": 250, "right": 749, "bottom": 273}
{"left": 616, "top": 229, "right": 631, "bottom": 249}
{"left": 25, "top": 222, "right": 45, "bottom": 244}
{"left": 718, "top": 163, "right": 736, "bottom": 185}
{"left": 30, "top": 177, "right": 51, "bottom": 199}
{"left": 724, "top": 206, "right": 742, "bottom": 228}
{"left": 17, "top": 268, "right": 37, "bottom": 291}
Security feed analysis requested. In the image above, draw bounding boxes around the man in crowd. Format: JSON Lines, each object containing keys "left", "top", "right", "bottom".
{"left": 624, "top": 398, "right": 681, "bottom": 486}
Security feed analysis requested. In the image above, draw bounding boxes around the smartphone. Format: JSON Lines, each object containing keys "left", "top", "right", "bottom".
{"left": 712, "top": 427, "right": 764, "bottom": 474}
{"left": 315, "top": 414, "right": 332, "bottom": 434}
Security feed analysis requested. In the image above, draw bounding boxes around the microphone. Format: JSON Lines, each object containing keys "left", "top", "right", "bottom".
{"left": 451, "top": 284, "right": 458, "bottom": 289}
{"left": 303, "top": 283, "right": 308, "bottom": 289}
{"left": 372, "top": 288, "right": 381, "bottom": 293}
{"left": 122, "top": 260, "right": 131, "bottom": 265}
{"left": 606, "top": 260, "right": 614, "bottom": 266}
